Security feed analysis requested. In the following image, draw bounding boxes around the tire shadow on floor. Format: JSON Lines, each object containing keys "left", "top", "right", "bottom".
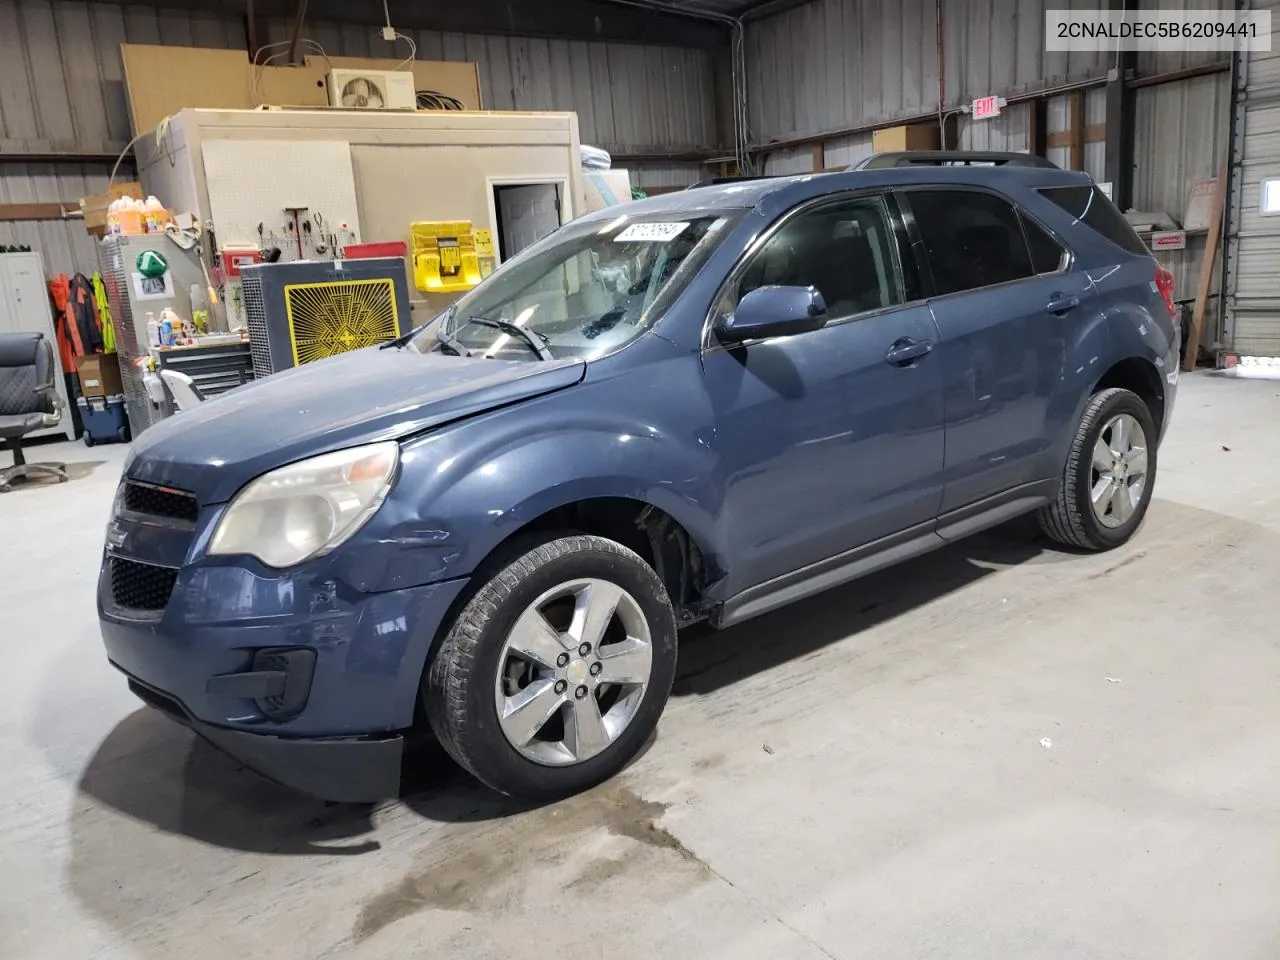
{"left": 74, "top": 708, "right": 382, "bottom": 855}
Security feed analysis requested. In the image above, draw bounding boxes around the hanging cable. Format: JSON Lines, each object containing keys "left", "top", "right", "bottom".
{"left": 393, "top": 32, "right": 417, "bottom": 71}
{"left": 109, "top": 115, "right": 172, "bottom": 187}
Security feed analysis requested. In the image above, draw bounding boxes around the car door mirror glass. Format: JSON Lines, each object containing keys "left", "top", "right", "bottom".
{"left": 715, "top": 285, "right": 828, "bottom": 343}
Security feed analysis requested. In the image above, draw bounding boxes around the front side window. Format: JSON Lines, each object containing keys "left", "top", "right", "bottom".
{"left": 905, "top": 190, "right": 1036, "bottom": 295}
{"left": 411, "top": 212, "right": 740, "bottom": 361}
{"left": 721, "top": 194, "right": 905, "bottom": 323}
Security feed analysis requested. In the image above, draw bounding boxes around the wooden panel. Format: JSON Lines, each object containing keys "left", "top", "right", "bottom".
{"left": 121, "top": 45, "right": 253, "bottom": 136}
{"left": 872, "top": 123, "right": 939, "bottom": 153}
{"left": 1047, "top": 123, "right": 1106, "bottom": 148}
{"left": 120, "top": 43, "right": 482, "bottom": 137}
{"left": 1184, "top": 162, "right": 1227, "bottom": 371}
{"left": 1068, "top": 90, "right": 1085, "bottom": 171}
{"left": 0, "top": 201, "right": 80, "bottom": 222}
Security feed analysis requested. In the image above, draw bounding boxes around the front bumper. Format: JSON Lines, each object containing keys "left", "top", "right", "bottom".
{"left": 99, "top": 550, "right": 470, "bottom": 799}
{"left": 122, "top": 671, "right": 403, "bottom": 802}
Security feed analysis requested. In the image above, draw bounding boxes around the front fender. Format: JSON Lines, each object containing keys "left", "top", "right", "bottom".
{"left": 334, "top": 367, "right": 724, "bottom": 593}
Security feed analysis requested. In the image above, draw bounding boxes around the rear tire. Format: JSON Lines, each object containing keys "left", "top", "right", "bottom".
{"left": 424, "top": 534, "right": 677, "bottom": 800}
{"left": 1039, "top": 387, "right": 1157, "bottom": 551}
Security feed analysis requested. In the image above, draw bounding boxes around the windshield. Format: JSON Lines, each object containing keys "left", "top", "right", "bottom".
{"left": 410, "top": 212, "right": 740, "bottom": 361}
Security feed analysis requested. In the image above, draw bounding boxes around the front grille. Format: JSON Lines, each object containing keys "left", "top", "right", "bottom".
{"left": 110, "top": 557, "right": 179, "bottom": 611}
{"left": 123, "top": 481, "right": 198, "bottom": 522}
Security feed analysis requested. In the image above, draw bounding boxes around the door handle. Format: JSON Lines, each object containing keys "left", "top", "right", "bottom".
{"left": 885, "top": 337, "right": 933, "bottom": 366}
{"left": 1046, "top": 293, "right": 1080, "bottom": 314}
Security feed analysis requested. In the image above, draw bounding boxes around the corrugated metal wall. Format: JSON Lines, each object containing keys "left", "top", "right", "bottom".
{"left": 745, "top": 0, "right": 1108, "bottom": 144}
{"left": 0, "top": 0, "right": 717, "bottom": 277}
{"left": 741, "top": 0, "right": 1231, "bottom": 352}
{"left": 632, "top": 163, "right": 705, "bottom": 191}
{"left": 1134, "top": 73, "right": 1231, "bottom": 309}
{"left": 257, "top": 19, "right": 718, "bottom": 155}
{"left": 0, "top": 0, "right": 246, "bottom": 275}
{"left": 1225, "top": 0, "right": 1280, "bottom": 356}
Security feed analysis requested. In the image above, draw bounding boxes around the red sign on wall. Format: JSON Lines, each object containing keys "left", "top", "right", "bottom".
{"left": 972, "top": 96, "right": 1001, "bottom": 120}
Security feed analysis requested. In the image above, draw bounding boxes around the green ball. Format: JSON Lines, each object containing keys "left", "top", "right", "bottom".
{"left": 136, "top": 249, "right": 168, "bottom": 279}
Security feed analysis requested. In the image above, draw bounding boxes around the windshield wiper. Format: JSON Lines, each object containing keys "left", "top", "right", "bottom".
{"left": 436, "top": 328, "right": 471, "bottom": 357}
{"left": 459, "top": 316, "right": 553, "bottom": 361}
{"left": 380, "top": 320, "right": 430, "bottom": 350}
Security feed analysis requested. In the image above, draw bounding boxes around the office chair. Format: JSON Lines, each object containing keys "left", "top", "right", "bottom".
{"left": 159, "top": 369, "right": 206, "bottom": 411}
{"left": 0, "top": 332, "right": 68, "bottom": 492}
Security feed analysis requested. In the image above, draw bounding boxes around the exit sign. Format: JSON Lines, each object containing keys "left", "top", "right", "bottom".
{"left": 972, "top": 95, "right": 1002, "bottom": 120}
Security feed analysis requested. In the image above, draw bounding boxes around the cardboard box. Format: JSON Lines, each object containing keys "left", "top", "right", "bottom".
{"left": 584, "top": 170, "right": 634, "bottom": 212}
{"left": 81, "top": 183, "right": 143, "bottom": 238}
{"left": 872, "top": 124, "right": 940, "bottom": 154}
{"left": 76, "top": 353, "right": 124, "bottom": 398}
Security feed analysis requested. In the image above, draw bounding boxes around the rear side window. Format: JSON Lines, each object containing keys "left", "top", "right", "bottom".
{"left": 1038, "top": 185, "right": 1149, "bottom": 256}
{"left": 1021, "top": 213, "right": 1068, "bottom": 274}
{"left": 904, "top": 190, "right": 1035, "bottom": 295}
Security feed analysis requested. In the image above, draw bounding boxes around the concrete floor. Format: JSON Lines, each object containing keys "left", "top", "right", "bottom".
{"left": 3, "top": 372, "right": 1280, "bottom": 959}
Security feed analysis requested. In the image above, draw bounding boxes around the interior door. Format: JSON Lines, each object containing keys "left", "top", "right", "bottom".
{"left": 901, "top": 188, "right": 1093, "bottom": 513}
{"left": 703, "top": 193, "right": 946, "bottom": 594}
{"left": 497, "top": 184, "right": 562, "bottom": 259}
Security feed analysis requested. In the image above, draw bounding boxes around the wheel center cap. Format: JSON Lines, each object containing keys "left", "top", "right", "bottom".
{"left": 566, "top": 658, "right": 589, "bottom": 684}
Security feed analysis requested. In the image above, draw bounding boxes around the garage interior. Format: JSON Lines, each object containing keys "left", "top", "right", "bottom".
{"left": 2, "top": 1, "right": 1280, "bottom": 958}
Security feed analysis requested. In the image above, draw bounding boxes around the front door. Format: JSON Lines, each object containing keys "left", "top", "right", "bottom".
{"left": 702, "top": 192, "right": 947, "bottom": 595}
{"left": 899, "top": 188, "right": 1095, "bottom": 513}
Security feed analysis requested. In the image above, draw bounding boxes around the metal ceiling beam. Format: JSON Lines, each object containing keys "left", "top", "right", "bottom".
{"left": 730, "top": 0, "right": 818, "bottom": 20}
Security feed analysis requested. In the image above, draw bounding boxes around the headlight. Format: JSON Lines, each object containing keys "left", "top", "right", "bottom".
{"left": 208, "top": 442, "right": 399, "bottom": 568}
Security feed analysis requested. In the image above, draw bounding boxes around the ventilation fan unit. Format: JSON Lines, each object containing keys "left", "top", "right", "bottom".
{"left": 240, "top": 257, "right": 411, "bottom": 379}
{"left": 326, "top": 69, "right": 416, "bottom": 110}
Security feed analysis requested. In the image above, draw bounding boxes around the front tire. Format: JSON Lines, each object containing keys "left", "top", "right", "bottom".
{"left": 1039, "top": 387, "right": 1157, "bottom": 551}
{"left": 424, "top": 534, "right": 677, "bottom": 800}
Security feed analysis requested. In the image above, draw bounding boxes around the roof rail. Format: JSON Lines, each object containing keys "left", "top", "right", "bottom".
{"left": 851, "top": 151, "right": 1060, "bottom": 170}
{"left": 686, "top": 175, "right": 777, "bottom": 190}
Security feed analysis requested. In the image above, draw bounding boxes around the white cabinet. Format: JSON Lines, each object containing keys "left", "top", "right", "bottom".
{"left": 0, "top": 252, "right": 75, "bottom": 441}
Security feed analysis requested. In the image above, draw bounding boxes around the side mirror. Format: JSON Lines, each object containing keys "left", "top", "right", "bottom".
{"left": 715, "top": 285, "right": 828, "bottom": 343}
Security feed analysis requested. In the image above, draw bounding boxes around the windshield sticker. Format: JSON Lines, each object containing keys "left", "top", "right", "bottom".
{"left": 614, "top": 222, "right": 690, "bottom": 243}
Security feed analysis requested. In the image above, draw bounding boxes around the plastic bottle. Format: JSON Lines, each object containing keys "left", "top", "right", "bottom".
{"left": 107, "top": 197, "right": 124, "bottom": 236}
{"left": 143, "top": 196, "right": 166, "bottom": 233}
{"left": 145, "top": 311, "right": 160, "bottom": 348}
{"left": 189, "top": 283, "right": 210, "bottom": 335}
{"left": 117, "top": 197, "right": 145, "bottom": 236}
{"left": 158, "top": 312, "right": 174, "bottom": 347}
{"left": 161, "top": 307, "right": 189, "bottom": 344}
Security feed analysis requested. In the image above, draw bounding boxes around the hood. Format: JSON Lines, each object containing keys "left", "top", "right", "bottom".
{"left": 127, "top": 347, "right": 586, "bottom": 503}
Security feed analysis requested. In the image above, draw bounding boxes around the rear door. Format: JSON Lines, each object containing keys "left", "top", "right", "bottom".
{"left": 899, "top": 187, "right": 1095, "bottom": 515}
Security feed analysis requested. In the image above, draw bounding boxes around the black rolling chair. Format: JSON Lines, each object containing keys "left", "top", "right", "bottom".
{"left": 0, "top": 332, "right": 68, "bottom": 492}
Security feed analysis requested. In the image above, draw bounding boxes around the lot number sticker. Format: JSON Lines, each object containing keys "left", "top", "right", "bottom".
{"left": 615, "top": 222, "right": 689, "bottom": 242}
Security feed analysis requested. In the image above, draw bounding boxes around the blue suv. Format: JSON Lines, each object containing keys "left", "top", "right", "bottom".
{"left": 98, "top": 156, "right": 1179, "bottom": 802}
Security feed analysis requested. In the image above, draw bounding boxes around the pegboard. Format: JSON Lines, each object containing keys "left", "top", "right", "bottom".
{"left": 202, "top": 139, "right": 362, "bottom": 261}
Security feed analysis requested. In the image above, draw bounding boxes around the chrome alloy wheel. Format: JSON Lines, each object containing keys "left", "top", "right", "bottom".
{"left": 1091, "top": 413, "right": 1149, "bottom": 529}
{"left": 494, "top": 578, "right": 654, "bottom": 766}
